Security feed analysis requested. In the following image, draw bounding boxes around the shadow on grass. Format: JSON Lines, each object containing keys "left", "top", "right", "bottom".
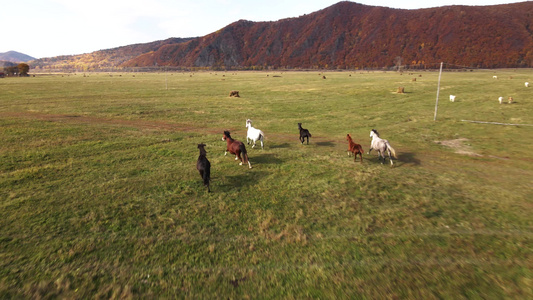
{"left": 219, "top": 171, "right": 269, "bottom": 191}
{"left": 250, "top": 153, "right": 283, "bottom": 165}
{"left": 316, "top": 141, "right": 336, "bottom": 147}
{"left": 397, "top": 152, "right": 421, "bottom": 165}
{"left": 269, "top": 143, "right": 291, "bottom": 149}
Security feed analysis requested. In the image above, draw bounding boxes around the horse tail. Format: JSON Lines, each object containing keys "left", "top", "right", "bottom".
{"left": 308, "top": 131, "right": 312, "bottom": 137}
{"left": 239, "top": 143, "right": 248, "bottom": 163}
{"left": 357, "top": 144, "right": 364, "bottom": 154}
{"left": 387, "top": 143, "right": 397, "bottom": 158}
{"left": 259, "top": 130, "right": 265, "bottom": 141}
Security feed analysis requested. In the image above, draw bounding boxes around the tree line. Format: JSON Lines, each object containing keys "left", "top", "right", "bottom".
{"left": 2, "top": 63, "right": 30, "bottom": 76}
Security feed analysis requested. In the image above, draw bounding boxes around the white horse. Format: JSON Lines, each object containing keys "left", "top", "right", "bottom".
{"left": 245, "top": 119, "right": 265, "bottom": 149}
{"left": 368, "top": 129, "right": 397, "bottom": 166}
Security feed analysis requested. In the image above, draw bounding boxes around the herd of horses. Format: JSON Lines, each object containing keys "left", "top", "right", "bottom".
{"left": 197, "top": 120, "right": 397, "bottom": 192}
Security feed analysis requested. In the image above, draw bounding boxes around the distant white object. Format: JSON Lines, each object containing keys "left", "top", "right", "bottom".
{"left": 449, "top": 95, "right": 456, "bottom": 102}
{"left": 526, "top": 82, "right": 530, "bottom": 87}
{"left": 498, "top": 96, "right": 503, "bottom": 104}
{"left": 493, "top": 76, "right": 498, "bottom": 79}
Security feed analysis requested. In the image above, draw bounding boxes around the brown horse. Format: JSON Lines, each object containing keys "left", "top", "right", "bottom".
{"left": 346, "top": 134, "right": 364, "bottom": 162}
{"left": 222, "top": 131, "right": 252, "bottom": 168}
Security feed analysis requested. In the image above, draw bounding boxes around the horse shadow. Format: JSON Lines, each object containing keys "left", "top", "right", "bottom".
{"left": 397, "top": 152, "right": 420, "bottom": 166}
{"left": 218, "top": 171, "right": 269, "bottom": 190}
{"left": 269, "top": 143, "right": 290, "bottom": 149}
{"left": 250, "top": 153, "right": 284, "bottom": 165}
{"left": 316, "top": 141, "right": 336, "bottom": 147}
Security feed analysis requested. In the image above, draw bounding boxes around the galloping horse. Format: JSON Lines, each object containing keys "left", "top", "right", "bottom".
{"left": 246, "top": 119, "right": 265, "bottom": 149}
{"left": 222, "top": 131, "right": 252, "bottom": 168}
{"left": 346, "top": 134, "right": 364, "bottom": 162}
{"left": 196, "top": 143, "right": 211, "bottom": 192}
{"left": 298, "top": 123, "right": 312, "bottom": 144}
{"left": 368, "top": 129, "right": 397, "bottom": 166}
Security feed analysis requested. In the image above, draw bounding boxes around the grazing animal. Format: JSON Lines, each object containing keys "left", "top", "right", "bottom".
{"left": 229, "top": 90, "right": 240, "bottom": 97}
{"left": 449, "top": 95, "right": 456, "bottom": 102}
{"left": 493, "top": 76, "right": 498, "bottom": 79}
{"left": 245, "top": 119, "right": 265, "bottom": 149}
{"left": 499, "top": 96, "right": 504, "bottom": 104}
{"left": 508, "top": 96, "right": 513, "bottom": 104}
{"left": 346, "top": 134, "right": 364, "bottom": 163}
{"left": 196, "top": 144, "right": 211, "bottom": 192}
{"left": 368, "top": 129, "right": 397, "bottom": 166}
{"left": 222, "top": 131, "right": 252, "bottom": 168}
{"left": 526, "top": 82, "right": 530, "bottom": 87}
{"left": 298, "top": 123, "right": 312, "bottom": 144}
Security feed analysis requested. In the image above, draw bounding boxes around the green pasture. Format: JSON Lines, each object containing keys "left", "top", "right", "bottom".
{"left": 1, "top": 70, "right": 532, "bottom": 298}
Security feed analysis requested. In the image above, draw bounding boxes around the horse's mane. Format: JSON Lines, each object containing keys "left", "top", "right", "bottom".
{"left": 224, "top": 131, "right": 232, "bottom": 139}
{"left": 371, "top": 129, "right": 380, "bottom": 137}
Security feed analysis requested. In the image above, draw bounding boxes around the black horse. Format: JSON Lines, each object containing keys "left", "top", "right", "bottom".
{"left": 196, "top": 143, "right": 211, "bottom": 192}
{"left": 298, "top": 123, "right": 312, "bottom": 144}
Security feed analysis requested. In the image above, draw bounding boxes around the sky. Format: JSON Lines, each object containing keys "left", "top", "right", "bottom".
{"left": 1, "top": 0, "right": 527, "bottom": 59}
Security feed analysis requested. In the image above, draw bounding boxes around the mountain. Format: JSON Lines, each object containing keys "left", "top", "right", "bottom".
{"left": 0, "top": 51, "right": 35, "bottom": 63}
{"left": 29, "top": 1, "right": 533, "bottom": 71}
{"left": 30, "top": 37, "right": 195, "bottom": 71}
{"left": 122, "top": 1, "right": 533, "bottom": 69}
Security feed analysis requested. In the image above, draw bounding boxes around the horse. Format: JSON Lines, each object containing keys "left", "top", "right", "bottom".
{"left": 368, "top": 129, "right": 397, "bottom": 166}
{"left": 222, "top": 131, "right": 252, "bottom": 168}
{"left": 346, "top": 134, "right": 364, "bottom": 162}
{"left": 245, "top": 119, "right": 265, "bottom": 150}
{"left": 196, "top": 143, "right": 211, "bottom": 192}
{"left": 298, "top": 123, "right": 312, "bottom": 144}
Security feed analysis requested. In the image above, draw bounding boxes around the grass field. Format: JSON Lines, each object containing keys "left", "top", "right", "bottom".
{"left": 1, "top": 70, "right": 532, "bottom": 298}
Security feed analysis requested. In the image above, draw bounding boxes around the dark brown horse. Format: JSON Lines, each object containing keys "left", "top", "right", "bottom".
{"left": 346, "top": 134, "right": 364, "bottom": 162}
{"left": 298, "top": 123, "right": 312, "bottom": 144}
{"left": 222, "top": 131, "right": 252, "bottom": 168}
{"left": 196, "top": 143, "right": 211, "bottom": 192}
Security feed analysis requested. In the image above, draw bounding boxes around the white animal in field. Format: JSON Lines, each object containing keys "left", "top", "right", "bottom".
{"left": 449, "top": 95, "right": 456, "bottom": 102}
{"left": 498, "top": 97, "right": 503, "bottom": 104}
{"left": 493, "top": 76, "right": 498, "bottom": 79}
{"left": 526, "top": 82, "right": 530, "bottom": 87}
{"left": 245, "top": 119, "right": 265, "bottom": 149}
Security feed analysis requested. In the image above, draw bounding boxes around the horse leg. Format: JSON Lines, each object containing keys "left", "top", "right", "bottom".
{"left": 252, "top": 139, "right": 256, "bottom": 149}
{"left": 388, "top": 149, "right": 394, "bottom": 166}
{"left": 306, "top": 136, "right": 309, "bottom": 145}
{"left": 260, "top": 137, "right": 264, "bottom": 150}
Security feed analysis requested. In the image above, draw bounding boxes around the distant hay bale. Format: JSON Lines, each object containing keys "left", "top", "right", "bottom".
{"left": 397, "top": 87, "right": 405, "bottom": 94}
{"left": 412, "top": 78, "right": 416, "bottom": 81}
{"left": 229, "top": 90, "right": 240, "bottom": 97}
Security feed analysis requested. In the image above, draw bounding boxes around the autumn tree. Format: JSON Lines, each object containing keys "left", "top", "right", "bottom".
{"left": 18, "top": 63, "right": 30, "bottom": 76}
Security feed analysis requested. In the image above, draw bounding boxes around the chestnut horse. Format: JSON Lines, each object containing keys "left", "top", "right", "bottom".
{"left": 346, "top": 134, "right": 364, "bottom": 162}
{"left": 222, "top": 131, "right": 252, "bottom": 168}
